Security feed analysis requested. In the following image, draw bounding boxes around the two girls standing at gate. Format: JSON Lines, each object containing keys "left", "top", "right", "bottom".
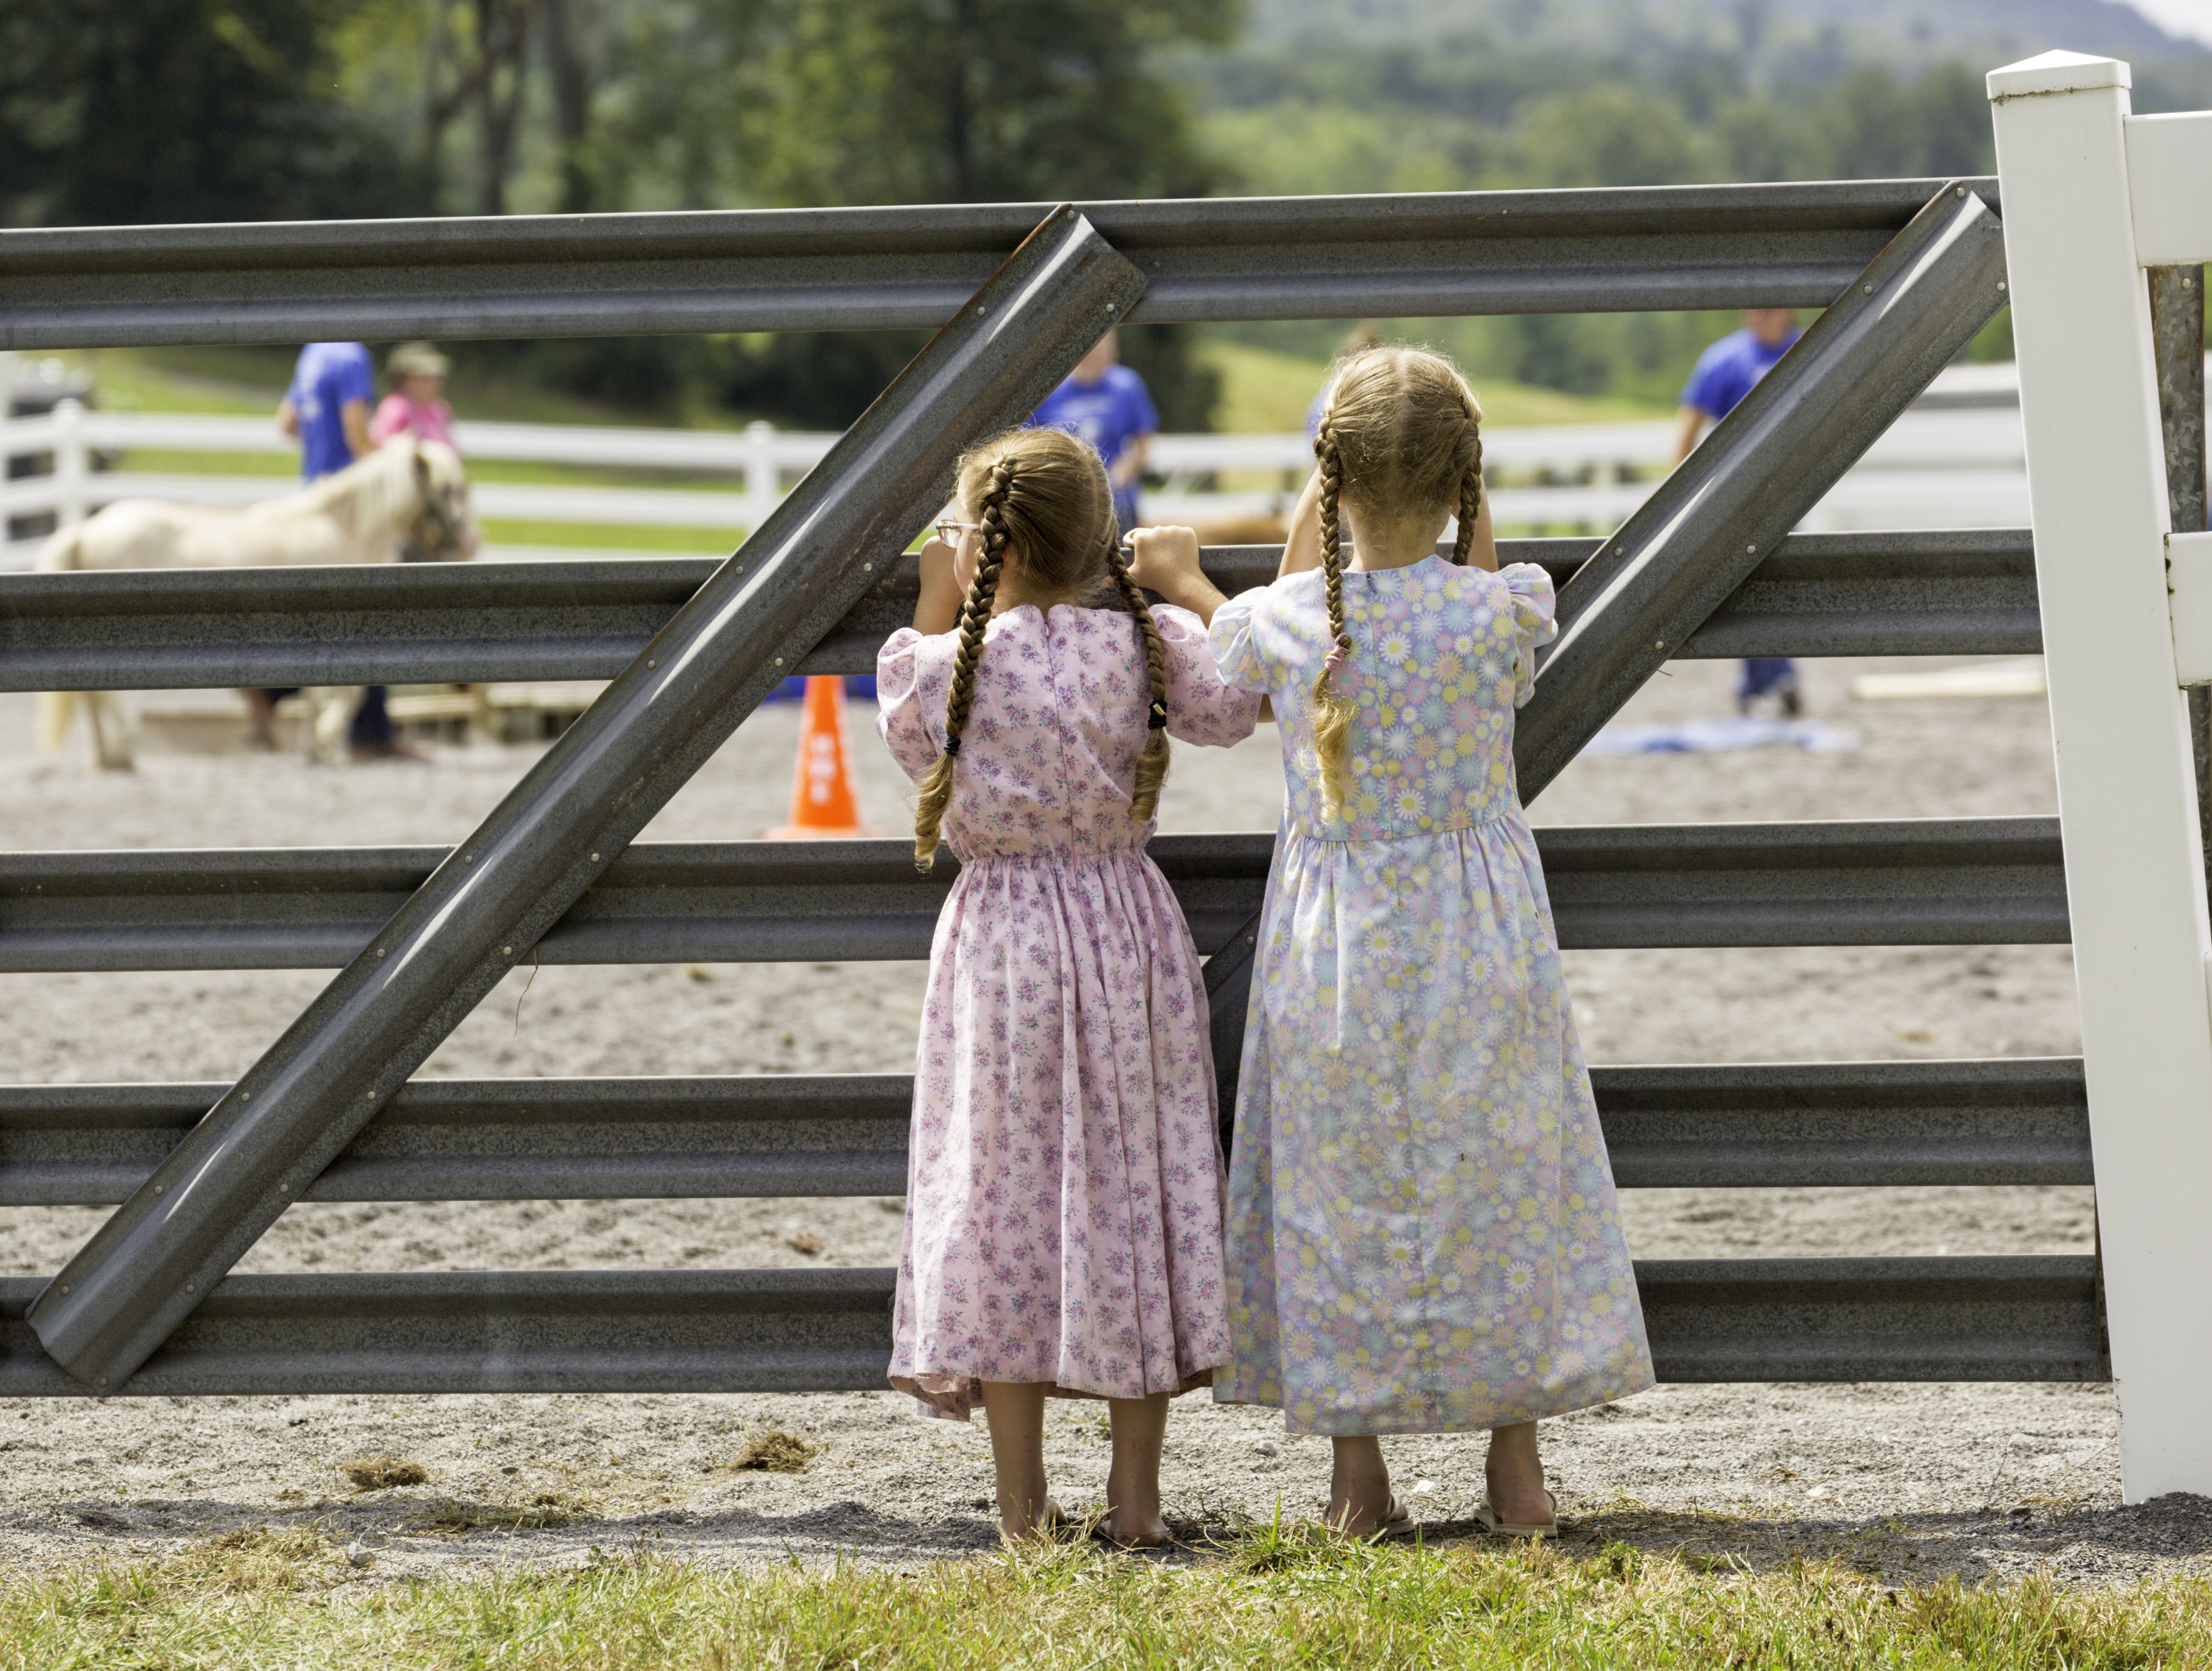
{"left": 876, "top": 425, "right": 1259, "bottom": 1545}
{"left": 1128, "top": 345, "right": 1653, "bottom": 1537}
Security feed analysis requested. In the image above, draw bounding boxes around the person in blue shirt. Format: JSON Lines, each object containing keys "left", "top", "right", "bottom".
{"left": 1674, "top": 309, "right": 1805, "bottom": 717}
{"left": 260, "top": 343, "right": 417, "bottom": 758}
{"left": 1028, "top": 330, "right": 1158, "bottom": 531}
{"left": 278, "top": 341, "right": 375, "bottom": 478}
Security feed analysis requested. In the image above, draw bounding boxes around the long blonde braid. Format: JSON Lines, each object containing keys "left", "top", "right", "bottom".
{"left": 1310, "top": 416, "right": 1358, "bottom": 819}
{"left": 1451, "top": 405, "right": 1486, "bottom": 567}
{"left": 1106, "top": 539, "right": 1173, "bottom": 820}
{"left": 911, "top": 458, "right": 1013, "bottom": 871}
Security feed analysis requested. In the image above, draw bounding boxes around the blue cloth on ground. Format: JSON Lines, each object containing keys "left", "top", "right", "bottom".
{"left": 1029, "top": 365, "right": 1158, "bottom": 529}
{"left": 1582, "top": 716, "right": 1857, "bottom": 756}
{"left": 1679, "top": 326, "right": 1800, "bottom": 420}
{"left": 286, "top": 343, "right": 375, "bottom": 481}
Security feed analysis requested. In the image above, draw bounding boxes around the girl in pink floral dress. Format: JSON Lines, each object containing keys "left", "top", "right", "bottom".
{"left": 877, "top": 425, "right": 1260, "bottom": 1543}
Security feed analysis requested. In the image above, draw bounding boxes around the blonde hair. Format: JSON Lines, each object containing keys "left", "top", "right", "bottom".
{"left": 911, "top": 426, "right": 1172, "bottom": 869}
{"left": 1310, "top": 345, "right": 1486, "bottom": 818}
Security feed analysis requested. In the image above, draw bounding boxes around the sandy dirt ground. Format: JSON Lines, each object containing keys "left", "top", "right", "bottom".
{"left": 4, "top": 654, "right": 2189, "bottom": 1587}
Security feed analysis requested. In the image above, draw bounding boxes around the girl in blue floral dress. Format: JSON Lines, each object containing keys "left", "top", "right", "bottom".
{"left": 1127, "top": 345, "right": 1652, "bottom": 1538}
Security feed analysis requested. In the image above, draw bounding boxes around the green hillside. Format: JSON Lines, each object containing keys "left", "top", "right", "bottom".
{"left": 1244, "top": 0, "right": 2206, "bottom": 70}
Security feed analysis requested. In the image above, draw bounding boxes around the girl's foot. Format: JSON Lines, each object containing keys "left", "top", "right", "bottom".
{"left": 1095, "top": 1506, "right": 1171, "bottom": 1548}
{"left": 979, "top": 1380, "right": 1054, "bottom": 1542}
{"left": 1483, "top": 1421, "right": 1554, "bottom": 1532}
{"left": 1101, "top": 1391, "right": 1173, "bottom": 1549}
{"left": 1324, "top": 1492, "right": 1414, "bottom": 1539}
{"left": 998, "top": 1494, "right": 1066, "bottom": 1541}
{"left": 1473, "top": 1488, "right": 1557, "bottom": 1539}
{"left": 1326, "top": 1435, "right": 1402, "bottom": 1537}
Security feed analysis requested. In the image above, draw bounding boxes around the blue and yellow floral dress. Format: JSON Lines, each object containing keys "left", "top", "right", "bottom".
{"left": 1207, "top": 556, "right": 1653, "bottom": 1435}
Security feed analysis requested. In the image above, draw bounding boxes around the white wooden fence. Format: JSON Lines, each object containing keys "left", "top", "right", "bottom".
{"left": 0, "top": 365, "right": 2053, "bottom": 569}
{"left": 1993, "top": 50, "right": 2212, "bottom": 1503}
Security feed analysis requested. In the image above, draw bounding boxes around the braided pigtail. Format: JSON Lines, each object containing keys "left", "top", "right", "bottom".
{"left": 911, "top": 460, "right": 1013, "bottom": 871}
{"left": 1107, "top": 540, "right": 1173, "bottom": 822}
{"left": 1310, "top": 419, "right": 1357, "bottom": 820}
{"left": 1451, "top": 416, "right": 1485, "bottom": 567}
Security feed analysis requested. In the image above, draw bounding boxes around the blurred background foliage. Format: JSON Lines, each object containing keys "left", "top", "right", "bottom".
{"left": 4, "top": 0, "right": 2208, "bottom": 428}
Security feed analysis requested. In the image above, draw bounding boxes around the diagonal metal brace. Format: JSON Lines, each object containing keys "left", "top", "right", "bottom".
{"left": 1204, "top": 183, "right": 2009, "bottom": 1135}
{"left": 30, "top": 206, "right": 1148, "bottom": 1391}
{"left": 1513, "top": 183, "right": 2010, "bottom": 799}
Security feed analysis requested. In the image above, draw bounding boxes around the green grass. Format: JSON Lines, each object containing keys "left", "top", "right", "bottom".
{"left": 2, "top": 1526, "right": 2203, "bottom": 1670}
{"left": 38, "top": 346, "right": 722, "bottom": 429}
{"left": 1200, "top": 340, "right": 1670, "bottom": 433}
{"left": 113, "top": 450, "right": 750, "bottom": 492}
{"left": 478, "top": 519, "right": 740, "bottom": 553}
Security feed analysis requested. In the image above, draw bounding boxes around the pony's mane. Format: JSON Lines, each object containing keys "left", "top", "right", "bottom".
{"left": 297, "top": 443, "right": 419, "bottom": 534}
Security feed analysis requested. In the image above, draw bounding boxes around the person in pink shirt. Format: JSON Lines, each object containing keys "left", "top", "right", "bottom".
{"left": 370, "top": 341, "right": 457, "bottom": 450}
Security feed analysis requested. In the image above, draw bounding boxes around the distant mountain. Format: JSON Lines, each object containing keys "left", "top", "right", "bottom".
{"left": 1246, "top": 0, "right": 2206, "bottom": 66}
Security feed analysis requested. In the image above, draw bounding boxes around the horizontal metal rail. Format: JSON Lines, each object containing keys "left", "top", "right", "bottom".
{"left": 1595, "top": 1056, "right": 2089, "bottom": 1187}
{"left": 0, "top": 180, "right": 1991, "bottom": 349}
{"left": 0, "top": 531, "right": 2042, "bottom": 693}
{"left": 0, "top": 1057, "right": 2089, "bottom": 1207}
{"left": 0, "top": 820, "right": 2067, "bottom": 974}
{"left": 0, "top": 1255, "right": 2098, "bottom": 1395}
{"left": 1637, "top": 1256, "right": 2103, "bottom": 1382}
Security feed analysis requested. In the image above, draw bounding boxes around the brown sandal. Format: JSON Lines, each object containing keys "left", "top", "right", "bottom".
{"left": 1472, "top": 1488, "right": 1557, "bottom": 1539}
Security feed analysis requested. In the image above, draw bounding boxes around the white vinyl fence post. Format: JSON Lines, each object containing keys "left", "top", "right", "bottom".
{"left": 52, "top": 397, "right": 89, "bottom": 529}
{"left": 1990, "top": 51, "right": 2212, "bottom": 1501}
{"left": 741, "top": 420, "right": 779, "bottom": 536}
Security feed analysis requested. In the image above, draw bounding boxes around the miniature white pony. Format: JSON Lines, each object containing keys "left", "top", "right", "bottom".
{"left": 35, "top": 438, "right": 480, "bottom": 769}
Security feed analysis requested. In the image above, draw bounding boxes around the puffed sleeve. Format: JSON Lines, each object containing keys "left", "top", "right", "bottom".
{"left": 1205, "top": 588, "right": 1273, "bottom": 695}
{"left": 1500, "top": 563, "right": 1560, "bottom": 710}
{"left": 876, "top": 626, "right": 953, "bottom": 784}
{"left": 1152, "top": 604, "right": 1262, "bottom": 746}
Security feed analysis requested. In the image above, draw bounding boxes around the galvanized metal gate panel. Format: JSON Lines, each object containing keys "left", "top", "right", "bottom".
{"left": 0, "top": 175, "right": 2115, "bottom": 1396}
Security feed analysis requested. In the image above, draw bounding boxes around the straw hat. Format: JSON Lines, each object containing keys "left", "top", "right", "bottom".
{"left": 387, "top": 341, "right": 450, "bottom": 379}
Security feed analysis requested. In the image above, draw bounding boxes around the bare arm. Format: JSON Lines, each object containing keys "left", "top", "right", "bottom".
{"left": 1672, "top": 405, "right": 1707, "bottom": 468}
{"left": 912, "top": 537, "right": 963, "bottom": 635}
{"left": 341, "top": 399, "right": 374, "bottom": 461}
{"left": 276, "top": 398, "right": 299, "bottom": 439}
{"left": 1278, "top": 467, "right": 1322, "bottom": 579}
{"left": 1112, "top": 433, "right": 1151, "bottom": 491}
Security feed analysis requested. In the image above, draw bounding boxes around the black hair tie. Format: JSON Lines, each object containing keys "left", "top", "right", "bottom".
{"left": 943, "top": 735, "right": 962, "bottom": 757}
{"left": 1147, "top": 701, "right": 1168, "bottom": 731}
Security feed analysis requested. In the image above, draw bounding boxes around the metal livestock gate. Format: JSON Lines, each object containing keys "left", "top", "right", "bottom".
{"left": 0, "top": 143, "right": 2195, "bottom": 1488}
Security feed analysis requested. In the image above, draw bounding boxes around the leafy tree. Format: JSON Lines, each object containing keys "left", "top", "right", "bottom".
{"left": 0, "top": 0, "right": 424, "bottom": 226}
{"left": 694, "top": 0, "right": 1240, "bottom": 429}
{"left": 1512, "top": 84, "right": 1716, "bottom": 187}
{"left": 739, "top": 0, "right": 1237, "bottom": 207}
{"left": 1814, "top": 63, "right": 1993, "bottom": 180}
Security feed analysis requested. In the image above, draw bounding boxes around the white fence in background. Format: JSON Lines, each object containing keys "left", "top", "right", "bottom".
{"left": 0, "top": 356, "right": 2110, "bottom": 568}
{"left": 1993, "top": 50, "right": 2212, "bottom": 1503}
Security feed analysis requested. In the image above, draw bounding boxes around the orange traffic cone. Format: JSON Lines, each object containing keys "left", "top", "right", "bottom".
{"left": 766, "top": 676, "right": 876, "bottom": 838}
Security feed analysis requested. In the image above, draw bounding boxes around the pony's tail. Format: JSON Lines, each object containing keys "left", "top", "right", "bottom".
{"left": 35, "top": 692, "right": 77, "bottom": 756}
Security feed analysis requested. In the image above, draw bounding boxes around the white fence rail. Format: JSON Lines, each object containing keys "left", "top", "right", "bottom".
{"left": 0, "top": 359, "right": 2084, "bottom": 568}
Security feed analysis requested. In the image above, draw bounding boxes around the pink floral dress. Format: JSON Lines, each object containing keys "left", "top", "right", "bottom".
{"left": 1208, "top": 558, "right": 1653, "bottom": 1435}
{"left": 877, "top": 602, "right": 1262, "bottom": 1419}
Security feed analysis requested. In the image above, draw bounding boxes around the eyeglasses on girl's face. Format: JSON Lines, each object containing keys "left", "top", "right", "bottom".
{"left": 934, "top": 517, "right": 981, "bottom": 545}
